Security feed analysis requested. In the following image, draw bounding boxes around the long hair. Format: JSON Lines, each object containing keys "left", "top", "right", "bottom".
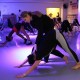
{"left": 21, "top": 11, "right": 32, "bottom": 18}
{"left": 28, "top": 54, "right": 35, "bottom": 65}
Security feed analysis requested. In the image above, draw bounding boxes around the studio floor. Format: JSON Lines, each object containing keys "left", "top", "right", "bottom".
{"left": 0, "top": 28, "right": 80, "bottom": 80}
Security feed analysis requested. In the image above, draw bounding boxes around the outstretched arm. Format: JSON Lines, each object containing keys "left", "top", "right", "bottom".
{"left": 15, "top": 59, "right": 28, "bottom": 68}
{"left": 16, "top": 60, "right": 41, "bottom": 78}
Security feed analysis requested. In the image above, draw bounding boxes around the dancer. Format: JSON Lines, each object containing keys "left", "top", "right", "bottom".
{"left": 16, "top": 11, "right": 80, "bottom": 78}
{"left": 15, "top": 43, "right": 68, "bottom": 68}
{"left": 0, "top": 22, "right": 32, "bottom": 46}
{"left": 60, "top": 20, "right": 73, "bottom": 36}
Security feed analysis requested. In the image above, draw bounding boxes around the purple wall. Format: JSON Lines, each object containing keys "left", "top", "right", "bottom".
{"left": 0, "top": 0, "right": 68, "bottom": 20}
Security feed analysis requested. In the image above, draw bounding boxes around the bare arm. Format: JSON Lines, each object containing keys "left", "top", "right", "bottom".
{"left": 16, "top": 60, "right": 41, "bottom": 78}
{"left": 20, "top": 26, "right": 31, "bottom": 41}
{"left": 15, "top": 59, "right": 28, "bottom": 68}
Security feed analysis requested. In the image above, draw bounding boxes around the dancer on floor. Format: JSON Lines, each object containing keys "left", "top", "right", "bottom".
{"left": 26, "top": 11, "right": 68, "bottom": 63}
{"left": 15, "top": 43, "right": 68, "bottom": 68}
{"left": 0, "top": 22, "right": 32, "bottom": 46}
{"left": 16, "top": 11, "right": 80, "bottom": 78}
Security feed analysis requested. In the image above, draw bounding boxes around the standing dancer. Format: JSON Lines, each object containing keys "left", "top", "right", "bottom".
{"left": 16, "top": 11, "right": 80, "bottom": 78}
{"left": 0, "top": 23, "right": 32, "bottom": 46}
{"left": 15, "top": 43, "right": 68, "bottom": 68}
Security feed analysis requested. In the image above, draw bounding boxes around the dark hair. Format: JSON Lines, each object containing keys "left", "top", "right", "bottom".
{"left": 63, "top": 3, "right": 68, "bottom": 9}
{"left": 28, "top": 54, "right": 35, "bottom": 65}
{"left": 19, "top": 9, "right": 21, "bottom": 12}
{"left": 21, "top": 11, "right": 32, "bottom": 18}
{"left": 57, "top": 17, "right": 61, "bottom": 23}
{"left": 61, "top": 20, "right": 72, "bottom": 32}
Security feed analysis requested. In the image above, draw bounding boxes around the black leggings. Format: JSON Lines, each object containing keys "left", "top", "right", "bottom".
{"left": 44, "top": 49, "right": 64, "bottom": 62}
{"left": 55, "top": 29, "right": 79, "bottom": 62}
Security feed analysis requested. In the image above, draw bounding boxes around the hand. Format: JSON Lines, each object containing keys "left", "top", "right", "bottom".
{"left": 16, "top": 73, "right": 26, "bottom": 78}
{"left": 15, "top": 65, "right": 23, "bottom": 68}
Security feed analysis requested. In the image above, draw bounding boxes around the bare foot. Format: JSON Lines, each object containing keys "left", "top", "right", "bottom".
{"left": 72, "top": 62, "right": 80, "bottom": 70}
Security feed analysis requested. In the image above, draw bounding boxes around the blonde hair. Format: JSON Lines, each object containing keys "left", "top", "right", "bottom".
{"left": 21, "top": 11, "right": 32, "bottom": 18}
{"left": 32, "top": 11, "right": 43, "bottom": 17}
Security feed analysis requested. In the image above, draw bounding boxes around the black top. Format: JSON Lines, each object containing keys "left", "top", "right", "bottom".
{"left": 61, "top": 20, "right": 72, "bottom": 32}
{"left": 31, "top": 14, "right": 54, "bottom": 33}
{"left": 14, "top": 23, "right": 22, "bottom": 31}
{"left": 30, "top": 15, "right": 54, "bottom": 45}
{"left": 30, "top": 15, "right": 55, "bottom": 60}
